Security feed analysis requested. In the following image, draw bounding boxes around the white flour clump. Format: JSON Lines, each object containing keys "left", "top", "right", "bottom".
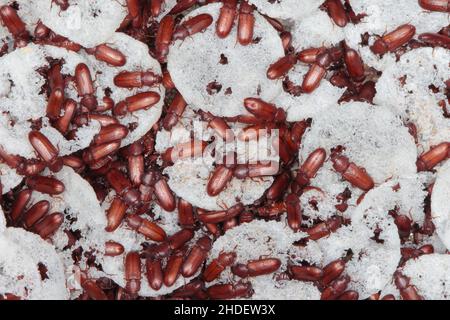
{"left": 377, "top": 175, "right": 428, "bottom": 227}
{"left": 165, "top": 158, "right": 274, "bottom": 211}
{"left": 291, "top": 11, "right": 345, "bottom": 50}
{"left": 98, "top": 200, "right": 202, "bottom": 297}
{"left": 156, "top": 109, "right": 276, "bottom": 211}
{"left": 83, "top": 32, "right": 164, "bottom": 147}
{"left": 30, "top": 167, "right": 107, "bottom": 269}
{"left": 0, "top": 164, "right": 22, "bottom": 194}
{"left": 0, "top": 44, "right": 80, "bottom": 122}
{"left": 402, "top": 254, "right": 450, "bottom": 300}
{"left": 318, "top": 182, "right": 403, "bottom": 299}
{"left": 343, "top": 1, "right": 450, "bottom": 68}
{"left": 431, "top": 161, "right": 450, "bottom": 251}
{"left": 4, "top": 227, "right": 69, "bottom": 300}
{"left": 0, "top": 44, "right": 99, "bottom": 158}
{"left": 209, "top": 220, "right": 305, "bottom": 270}
{"left": 153, "top": 0, "right": 178, "bottom": 21}
{"left": 0, "top": 234, "right": 43, "bottom": 299}
{"left": 248, "top": 0, "right": 322, "bottom": 22}
{"left": 207, "top": 220, "right": 309, "bottom": 298}
{"left": 345, "top": 0, "right": 450, "bottom": 47}
{"left": 300, "top": 161, "right": 361, "bottom": 222}
{"left": 300, "top": 102, "right": 417, "bottom": 183}
{"left": 167, "top": 3, "right": 284, "bottom": 117}
{"left": 250, "top": 276, "right": 321, "bottom": 300}
{"left": 0, "top": 0, "right": 40, "bottom": 34}
{"left": 275, "top": 65, "right": 345, "bottom": 121}
{"left": 374, "top": 48, "right": 450, "bottom": 153}
{"left": 298, "top": 102, "right": 417, "bottom": 216}
{"left": 34, "top": 0, "right": 128, "bottom": 48}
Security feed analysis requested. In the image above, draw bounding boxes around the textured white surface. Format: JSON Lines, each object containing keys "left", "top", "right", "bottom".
{"left": 248, "top": 0, "right": 322, "bottom": 21}
{"left": 0, "top": 164, "right": 22, "bottom": 194}
{"left": 35, "top": 0, "right": 128, "bottom": 48}
{"left": 431, "top": 161, "right": 450, "bottom": 251}
{"left": 300, "top": 102, "right": 417, "bottom": 183}
{"left": 374, "top": 48, "right": 450, "bottom": 153}
{"left": 318, "top": 181, "right": 402, "bottom": 299}
{"left": 207, "top": 220, "right": 311, "bottom": 299}
{"left": 291, "top": 10, "right": 345, "bottom": 50}
{"left": 30, "top": 167, "right": 107, "bottom": 272}
{"left": 98, "top": 200, "right": 201, "bottom": 297}
{"left": 0, "top": 44, "right": 99, "bottom": 158}
{"left": 4, "top": 228, "right": 69, "bottom": 300}
{"left": 276, "top": 65, "right": 345, "bottom": 122}
{"left": 0, "top": 233, "right": 43, "bottom": 299}
{"left": 345, "top": 0, "right": 450, "bottom": 48}
{"left": 250, "top": 276, "right": 321, "bottom": 300}
{"left": 403, "top": 254, "right": 450, "bottom": 300}
{"left": 156, "top": 109, "right": 276, "bottom": 211}
{"left": 168, "top": 3, "right": 284, "bottom": 117}
{"left": 82, "top": 32, "right": 164, "bottom": 147}
{"left": 298, "top": 102, "right": 417, "bottom": 219}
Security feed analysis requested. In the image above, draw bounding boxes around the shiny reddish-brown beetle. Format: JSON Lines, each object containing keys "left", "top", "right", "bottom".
{"left": 105, "top": 241, "right": 125, "bottom": 257}
{"left": 105, "top": 168, "right": 141, "bottom": 205}
{"left": 124, "top": 252, "right": 142, "bottom": 297}
{"left": 114, "top": 70, "right": 162, "bottom": 88}
{"left": 181, "top": 236, "right": 212, "bottom": 277}
{"left": 418, "top": 32, "right": 450, "bottom": 49}
{"left": 33, "top": 212, "right": 64, "bottom": 239}
{"left": 22, "top": 200, "right": 50, "bottom": 229}
{"left": 394, "top": 271, "right": 423, "bottom": 300}
{"left": 197, "top": 203, "right": 244, "bottom": 224}
{"left": 146, "top": 258, "right": 163, "bottom": 290}
{"left": 216, "top": 0, "right": 237, "bottom": 38}
{"left": 343, "top": 46, "right": 365, "bottom": 81}
{"left": 296, "top": 148, "right": 327, "bottom": 187}
{"left": 285, "top": 193, "right": 302, "bottom": 231}
{"left": 243, "top": 98, "right": 286, "bottom": 122}
{"left": 113, "top": 92, "right": 161, "bottom": 116}
{"left": 155, "top": 15, "right": 175, "bottom": 62}
{"left": 126, "top": 214, "right": 167, "bottom": 242}
{"left": 75, "top": 63, "right": 97, "bottom": 109}
{"left": 169, "top": 0, "right": 198, "bottom": 15}
{"left": 0, "top": 5, "right": 30, "bottom": 47}
{"left": 237, "top": 1, "right": 254, "bottom": 46}
{"left": 331, "top": 152, "right": 374, "bottom": 191}
{"left": 207, "top": 282, "right": 253, "bottom": 299}
{"left": 163, "top": 249, "right": 185, "bottom": 287}
{"left": 26, "top": 176, "right": 65, "bottom": 195}
{"left": 416, "top": 142, "right": 449, "bottom": 171}
{"left": 203, "top": 252, "right": 237, "bottom": 282}
{"left": 289, "top": 265, "right": 324, "bottom": 281}
{"left": 266, "top": 54, "right": 298, "bottom": 80}
{"left": 206, "top": 165, "right": 234, "bottom": 196}
{"left": 321, "top": 275, "right": 350, "bottom": 300}
{"left": 322, "top": 259, "right": 346, "bottom": 286}
{"left": 304, "top": 216, "right": 342, "bottom": 240}
{"left": 172, "top": 14, "right": 213, "bottom": 41}
{"left": 28, "top": 131, "right": 63, "bottom": 172}
{"left": 324, "top": 0, "right": 349, "bottom": 27}
{"left": 162, "top": 92, "right": 188, "bottom": 130}
{"left": 370, "top": 24, "right": 416, "bottom": 55}
{"left": 105, "top": 197, "right": 128, "bottom": 232}
{"left": 9, "top": 189, "right": 33, "bottom": 223}
{"left": 231, "top": 257, "right": 281, "bottom": 277}
{"left": 418, "top": 0, "right": 450, "bottom": 12}
{"left": 86, "top": 44, "right": 127, "bottom": 67}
